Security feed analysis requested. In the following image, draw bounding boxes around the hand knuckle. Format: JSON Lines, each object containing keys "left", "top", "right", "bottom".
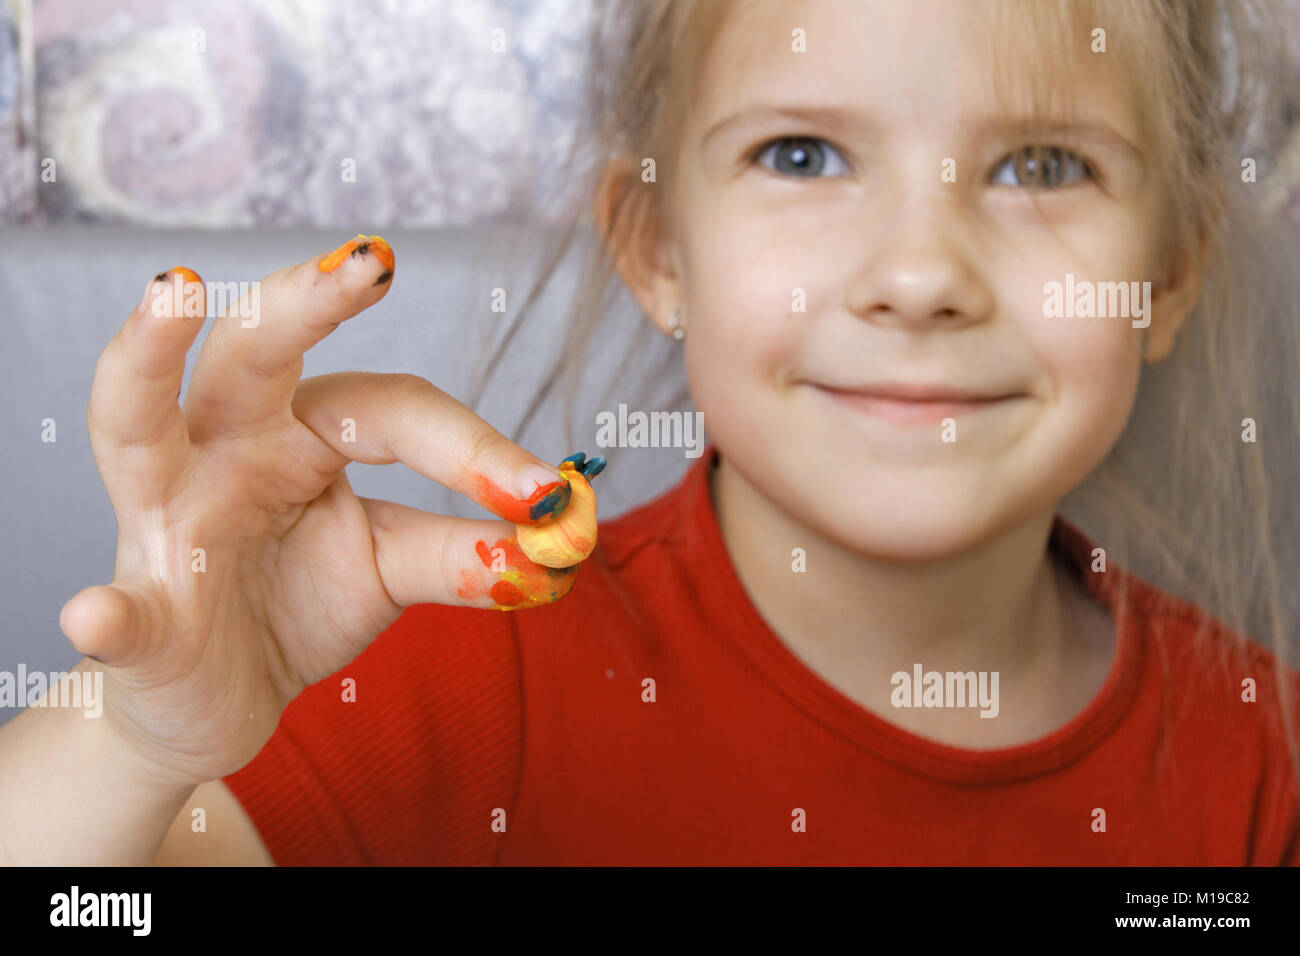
{"left": 393, "top": 372, "right": 431, "bottom": 397}
{"left": 460, "top": 426, "right": 504, "bottom": 470}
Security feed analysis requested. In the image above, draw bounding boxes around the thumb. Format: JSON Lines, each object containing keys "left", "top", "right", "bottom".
{"left": 59, "top": 584, "right": 149, "bottom": 667}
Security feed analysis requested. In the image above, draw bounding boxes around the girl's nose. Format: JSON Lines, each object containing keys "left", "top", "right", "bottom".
{"left": 843, "top": 202, "right": 995, "bottom": 330}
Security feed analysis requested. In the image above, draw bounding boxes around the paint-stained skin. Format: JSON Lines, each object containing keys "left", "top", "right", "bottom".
{"left": 151, "top": 266, "right": 204, "bottom": 288}
{"left": 468, "top": 472, "right": 571, "bottom": 524}
{"left": 457, "top": 536, "right": 580, "bottom": 611}
{"left": 461, "top": 451, "right": 607, "bottom": 610}
{"left": 318, "top": 234, "right": 395, "bottom": 283}
{"left": 149, "top": 267, "right": 205, "bottom": 319}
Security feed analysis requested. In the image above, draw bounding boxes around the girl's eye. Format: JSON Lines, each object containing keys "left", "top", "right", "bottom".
{"left": 990, "top": 145, "right": 1091, "bottom": 188}
{"left": 755, "top": 136, "right": 851, "bottom": 178}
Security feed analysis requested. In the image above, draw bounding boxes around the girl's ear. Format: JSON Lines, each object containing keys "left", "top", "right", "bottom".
{"left": 592, "top": 155, "right": 684, "bottom": 338}
{"left": 1145, "top": 224, "right": 1211, "bottom": 363}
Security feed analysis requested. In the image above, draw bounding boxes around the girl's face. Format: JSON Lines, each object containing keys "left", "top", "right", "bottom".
{"left": 657, "top": 0, "right": 1194, "bottom": 558}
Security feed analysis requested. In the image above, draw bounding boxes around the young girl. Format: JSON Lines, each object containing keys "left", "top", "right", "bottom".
{"left": 2, "top": 0, "right": 1298, "bottom": 865}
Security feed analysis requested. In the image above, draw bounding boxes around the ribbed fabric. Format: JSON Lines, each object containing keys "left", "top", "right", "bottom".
{"left": 224, "top": 444, "right": 1300, "bottom": 864}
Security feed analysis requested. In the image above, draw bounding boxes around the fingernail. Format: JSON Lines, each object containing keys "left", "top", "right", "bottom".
{"left": 144, "top": 267, "right": 203, "bottom": 317}
{"left": 140, "top": 273, "right": 165, "bottom": 309}
{"left": 366, "top": 235, "right": 395, "bottom": 271}
{"left": 318, "top": 234, "right": 396, "bottom": 277}
{"left": 519, "top": 465, "right": 571, "bottom": 520}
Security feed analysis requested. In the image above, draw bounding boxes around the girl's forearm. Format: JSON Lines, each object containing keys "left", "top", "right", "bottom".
{"left": 0, "top": 661, "right": 195, "bottom": 865}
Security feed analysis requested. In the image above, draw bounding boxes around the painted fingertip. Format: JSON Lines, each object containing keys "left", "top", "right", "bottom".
{"left": 582, "top": 455, "right": 606, "bottom": 480}
{"left": 461, "top": 537, "right": 581, "bottom": 610}
{"left": 363, "top": 234, "right": 395, "bottom": 271}
{"left": 318, "top": 234, "right": 395, "bottom": 275}
{"left": 144, "top": 267, "right": 204, "bottom": 319}
{"left": 319, "top": 235, "right": 365, "bottom": 273}
{"left": 145, "top": 267, "right": 202, "bottom": 297}
{"left": 560, "top": 451, "right": 587, "bottom": 469}
{"left": 528, "top": 477, "right": 572, "bottom": 521}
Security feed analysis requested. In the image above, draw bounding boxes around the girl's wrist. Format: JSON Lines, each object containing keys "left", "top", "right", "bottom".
{"left": 0, "top": 665, "right": 197, "bottom": 865}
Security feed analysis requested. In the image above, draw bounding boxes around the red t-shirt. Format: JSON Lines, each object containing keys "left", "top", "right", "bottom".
{"left": 224, "top": 444, "right": 1300, "bottom": 864}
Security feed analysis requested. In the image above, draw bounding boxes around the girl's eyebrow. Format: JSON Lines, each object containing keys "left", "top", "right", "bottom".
{"left": 699, "top": 103, "right": 872, "bottom": 149}
{"left": 980, "top": 118, "right": 1146, "bottom": 165}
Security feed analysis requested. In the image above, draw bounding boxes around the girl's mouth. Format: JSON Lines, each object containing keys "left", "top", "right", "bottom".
{"left": 810, "top": 383, "right": 1023, "bottom": 425}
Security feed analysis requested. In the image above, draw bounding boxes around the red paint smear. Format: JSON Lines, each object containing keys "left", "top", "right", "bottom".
{"left": 491, "top": 581, "right": 527, "bottom": 606}
{"left": 465, "top": 536, "right": 580, "bottom": 609}
{"left": 467, "top": 473, "right": 565, "bottom": 525}
{"left": 475, "top": 536, "right": 534, "bottom": 569}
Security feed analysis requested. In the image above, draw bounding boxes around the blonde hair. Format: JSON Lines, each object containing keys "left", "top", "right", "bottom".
{"left": 468, "top": 0, "right": 1300, "bottom": 786}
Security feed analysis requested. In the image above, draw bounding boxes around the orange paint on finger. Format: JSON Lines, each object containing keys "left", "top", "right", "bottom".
{"left": 468, "top": 472, "right": 568, "bottom": 525}
{"left": 491, "top": 581, "right": 527, "bottom": 606}
{"left": 150, "top": 267, "right": 206, "bottom": 319}
{"left": 456, "top": 535, "right": 579, "bottom": 610}
{"left": 364, "top": 235, "right": 395, "bottom": 271}
{"left": 318, "top": 234, "right": 396, "bottom": 274}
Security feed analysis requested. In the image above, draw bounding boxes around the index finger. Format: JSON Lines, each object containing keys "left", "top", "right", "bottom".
{"left": 290, "top": 371, "right": 578, "bottom": 525}
{"left": 184, "top": 235, "right": 396, "bottom": 437}
{"left": 86, "top": 268, "right": 207, "bottom": 509}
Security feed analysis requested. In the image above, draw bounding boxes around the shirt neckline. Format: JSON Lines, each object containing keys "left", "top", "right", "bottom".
{"left": 679, "top": 442, "right": 1146, "bottom": 784}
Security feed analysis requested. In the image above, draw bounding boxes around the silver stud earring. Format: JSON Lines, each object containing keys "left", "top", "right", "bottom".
{"left": 669, "top": 307, "right": 685, "bottom": 340}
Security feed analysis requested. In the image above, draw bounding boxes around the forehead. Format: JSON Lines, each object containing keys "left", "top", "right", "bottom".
{"left": 686, "top": 0, "right": 1140, "bottom": 143}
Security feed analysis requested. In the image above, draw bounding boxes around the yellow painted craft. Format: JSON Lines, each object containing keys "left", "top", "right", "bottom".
{"left": 517, "top": 461, "right": 598, "bottom": 568}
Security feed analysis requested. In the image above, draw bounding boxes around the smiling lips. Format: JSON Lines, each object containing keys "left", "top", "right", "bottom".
{"left": 813, "top": 383, "right": 1020, "bottom": 424}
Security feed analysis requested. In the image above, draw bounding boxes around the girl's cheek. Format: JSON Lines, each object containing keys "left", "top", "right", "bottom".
{"left": 457, "top": 537, "right": 580, "bottom": 611}
{"left": 685, "top": 227, "right": 822, "bottom": 354}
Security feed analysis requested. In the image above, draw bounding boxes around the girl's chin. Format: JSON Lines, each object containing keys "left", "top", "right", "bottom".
{"left": 803, "top": 497, "right": 1024, "bottom": 562}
